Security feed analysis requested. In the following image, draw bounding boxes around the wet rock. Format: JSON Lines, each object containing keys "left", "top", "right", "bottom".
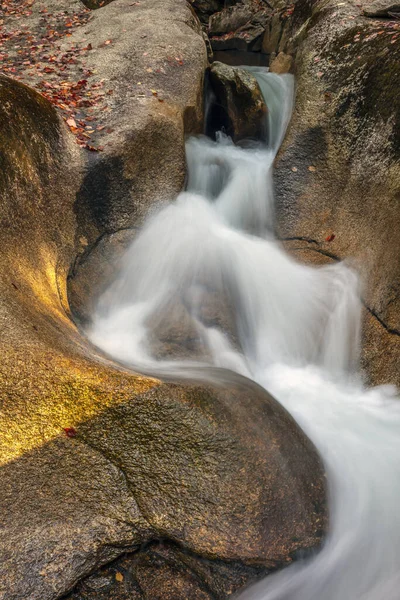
{"left": 274, "top": 0, "right": 400, "bottom": 387}
{"left": 68, "top": 229, "right": 136, "bottom": 326}
{"left": 209, "top": 61, "right": 267, "bottom": 141}
{"left": 270, "top": 51, "right": 294, "bottom": 73}
{"left": 146, "top": 298, "right": 207, "bottom": 361}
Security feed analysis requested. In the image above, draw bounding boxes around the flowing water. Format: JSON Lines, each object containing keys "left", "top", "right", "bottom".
{"left": 89, "top": 69, "right": 400, "bottom": 600}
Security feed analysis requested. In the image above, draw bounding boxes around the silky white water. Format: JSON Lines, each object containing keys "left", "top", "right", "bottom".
{"left": 89, "top": 69, "right": 400, "bottom": 599}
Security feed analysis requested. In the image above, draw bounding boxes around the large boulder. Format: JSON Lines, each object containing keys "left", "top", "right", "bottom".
{"left": 1, "top": 0, "right": 207, "bottom": 238}
{"left": 274, "top": 0, "right": 400, "bottom": 386}
{"left": 0, "top": 3, "right": 327, "bottom": 600}
{"left": 209, "top": 61, "right": 267, "bottom": 140}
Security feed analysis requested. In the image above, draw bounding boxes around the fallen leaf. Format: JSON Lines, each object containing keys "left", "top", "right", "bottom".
{"left": 325, "top": 233, "right": 335, "bottom": 242}
{"left": 115, "top": 572, "right": 124, "bottom": 582}
{"left": 63, "top": 427, "right": 77, "bottom": 438}
{"left": 308, "top": 166, "right": 317, "bottom": 172}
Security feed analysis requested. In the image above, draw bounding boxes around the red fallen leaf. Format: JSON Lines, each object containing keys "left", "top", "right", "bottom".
{"left": 63, "top": 427, "right": 77, "bottom": 438}
{"left": 325, "top": 233, "right": 335, "bottom": 242}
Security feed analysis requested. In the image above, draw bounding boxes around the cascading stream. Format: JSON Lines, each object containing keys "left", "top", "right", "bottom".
{"left": 89, "top": 69, "right": 400, "bottom": 600}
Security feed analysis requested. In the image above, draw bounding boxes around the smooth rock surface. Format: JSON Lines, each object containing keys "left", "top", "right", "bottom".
{"left": 274, "top": 0, "right": 400, "bottom": 386}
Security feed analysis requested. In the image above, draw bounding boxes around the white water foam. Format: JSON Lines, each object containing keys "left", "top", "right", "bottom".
{"left": 89, "top": 69, "right": 400, "bottom": 600}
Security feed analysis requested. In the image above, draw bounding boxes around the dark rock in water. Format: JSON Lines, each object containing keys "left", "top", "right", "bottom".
{"left": 209, "top": 61, "right": 267, "bottom": 141}
{"left": 275, "top": 0, "right": 400, "bottom": 387}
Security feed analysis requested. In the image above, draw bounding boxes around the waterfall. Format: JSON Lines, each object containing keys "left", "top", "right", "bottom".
{"left": 89, "top": 68, "right": 400, "bottom": 600}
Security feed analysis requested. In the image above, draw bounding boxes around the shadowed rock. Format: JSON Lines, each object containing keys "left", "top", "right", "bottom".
{"left": 209, "top": 61, "right": 267, "bottom": 141}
